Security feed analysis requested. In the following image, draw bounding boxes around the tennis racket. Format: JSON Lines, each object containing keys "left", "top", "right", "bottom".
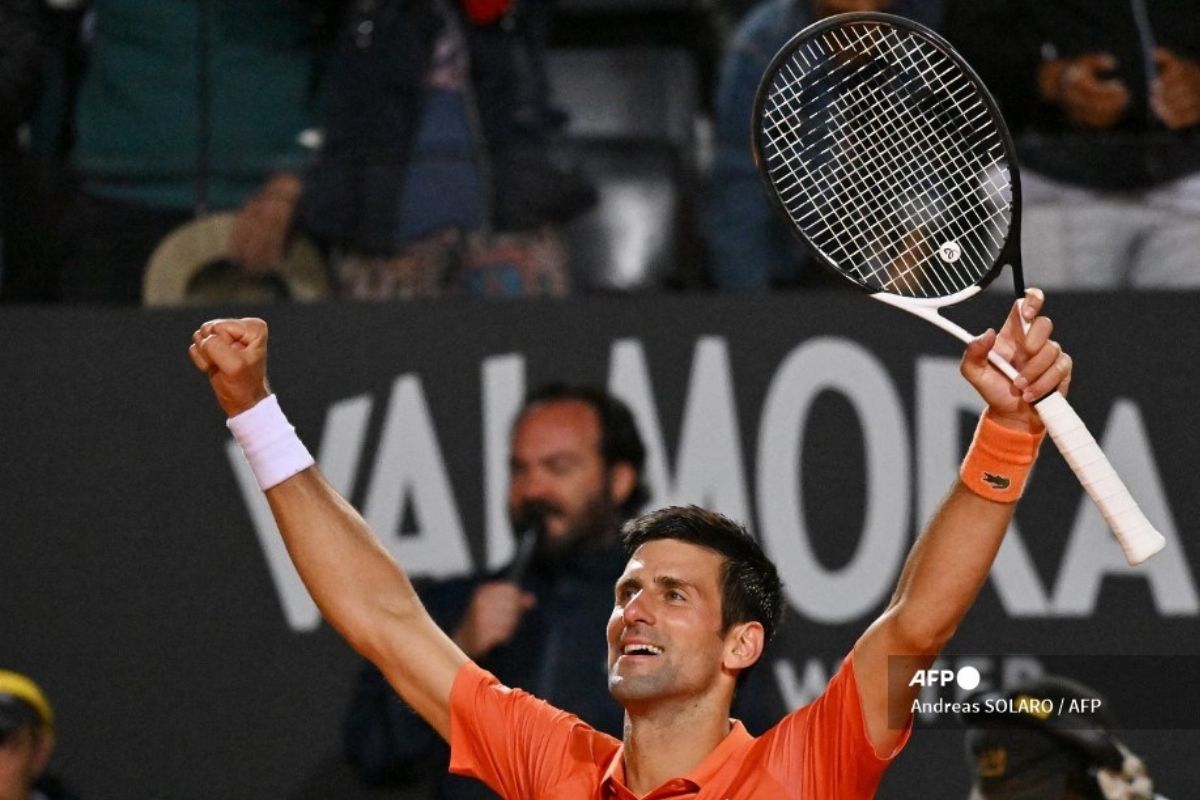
{"left": 752, "top": 12, "right": 1164, "bottom": 565}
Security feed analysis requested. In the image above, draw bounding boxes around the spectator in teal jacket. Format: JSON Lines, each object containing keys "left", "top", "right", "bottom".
{"left": 61, "top": 0, "right": 331, "bottom": 304}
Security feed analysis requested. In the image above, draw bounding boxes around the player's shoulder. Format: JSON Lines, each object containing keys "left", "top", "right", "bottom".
{"left": 758, "top": 654, "right": 860, "bottom": 736}
{"left": 458, "top": 661, "right": 622, "bottom": 759}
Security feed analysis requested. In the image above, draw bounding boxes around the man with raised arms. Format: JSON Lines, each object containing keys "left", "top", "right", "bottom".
{"left": 188, "top": 289, "right": 1070, "bottom": 798}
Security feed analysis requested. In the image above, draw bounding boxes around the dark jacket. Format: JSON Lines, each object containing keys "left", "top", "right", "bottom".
{"left": 33, "top": 775, "right": 83, "bottom": 800}
{"left": 0, "top": 0, "right": 43, "bottom": 142}
{"left": 300, "top": 0, "right": 593, "bottom": 255}
{"left": 0, "top": 0, "right": 45, "bottom": 300}
{"left": 946, "top": 0, "right": 1200, "bottom": 189}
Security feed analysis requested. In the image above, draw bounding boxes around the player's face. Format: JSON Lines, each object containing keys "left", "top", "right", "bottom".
{"left": 606, "top": 539, "right": 731, "bottom": 707}
{"left": 508, "top": 400, "right": 614, "bottom": 552}
{"left": 0, "top": 727, "right": 49, "bottom": 800}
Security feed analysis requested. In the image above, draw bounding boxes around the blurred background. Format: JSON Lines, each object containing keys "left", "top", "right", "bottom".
{"left": 1, "top": 1, "right": 1198, "bottom": 798}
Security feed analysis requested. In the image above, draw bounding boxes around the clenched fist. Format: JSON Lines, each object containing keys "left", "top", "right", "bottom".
{"left": 959, "top": 288, "right": 1072, "bottom": 434}
{"left": 188, "top": 318, "right": 272, "bottom": 417}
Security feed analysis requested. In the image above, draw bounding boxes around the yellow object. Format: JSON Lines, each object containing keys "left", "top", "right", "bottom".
{"left": 0, "top": 670, "right": 54, "bottom": 731}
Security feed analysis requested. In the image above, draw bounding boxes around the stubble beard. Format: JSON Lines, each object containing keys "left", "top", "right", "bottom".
{"left": 608, "top": 660, "right": 680, "bottom": 706}
{"left": 531, "top": 484, "right": 618, "bottom": 564}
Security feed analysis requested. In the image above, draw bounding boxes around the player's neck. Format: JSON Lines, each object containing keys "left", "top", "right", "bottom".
{"left": 620, "top": 701, "right": 732, "bottom": 795}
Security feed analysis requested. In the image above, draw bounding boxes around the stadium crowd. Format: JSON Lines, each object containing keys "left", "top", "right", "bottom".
{"left": 1, "top": 0, "right": 1196, "bottom": 306}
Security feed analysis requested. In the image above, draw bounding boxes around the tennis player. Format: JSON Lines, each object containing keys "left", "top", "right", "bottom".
{"left": 189, "top": 288, "right": 1070, "bottom": 798}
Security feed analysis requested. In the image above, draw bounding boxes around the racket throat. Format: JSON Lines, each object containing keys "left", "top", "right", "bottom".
{"left": 870, "top": 287, "right": 983, "bottom": 347}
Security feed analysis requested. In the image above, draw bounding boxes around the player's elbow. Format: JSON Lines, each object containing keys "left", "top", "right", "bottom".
{"left": 887, "top": 604, "right": 957, "bottom": 655}
{"left": 348, "top": 606, "right": 422, "bottom": 662}
{"left": 333, "top": 598, "right": 420, "bottom": 667}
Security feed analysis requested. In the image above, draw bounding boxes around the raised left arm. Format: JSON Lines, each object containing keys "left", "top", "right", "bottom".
{"left": 853, "top": 288, "right": 1072, "bottom": 756}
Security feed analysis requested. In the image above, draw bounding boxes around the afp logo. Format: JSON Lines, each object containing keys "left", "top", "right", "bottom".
{"left": 908, "top": 665, "right": 982, "bottom": 690}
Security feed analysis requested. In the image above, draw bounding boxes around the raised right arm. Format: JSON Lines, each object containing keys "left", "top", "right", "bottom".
{"left": 189, "top": 318, "right": 467, "bottom": 738}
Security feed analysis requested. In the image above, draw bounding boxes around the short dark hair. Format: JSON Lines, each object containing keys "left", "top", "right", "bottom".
{"left": 519, "top": 384, "right": 649, "bottom": 517}
{"left": 621, "top": 505, "right": 785, "bottom": 654}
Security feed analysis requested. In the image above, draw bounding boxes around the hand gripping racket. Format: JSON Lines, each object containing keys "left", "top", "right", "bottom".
{"left": 752, "top": 12, "right": 1164, "bottom": 564}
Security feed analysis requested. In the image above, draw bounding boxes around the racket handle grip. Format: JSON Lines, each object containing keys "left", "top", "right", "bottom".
{"left": 1034, "top": 391, "right": 1165, "bottom": 565}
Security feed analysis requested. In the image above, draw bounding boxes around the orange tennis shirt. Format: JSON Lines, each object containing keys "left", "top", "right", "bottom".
{"left": 449, "top": 653, "right": 910, "bottom": 799}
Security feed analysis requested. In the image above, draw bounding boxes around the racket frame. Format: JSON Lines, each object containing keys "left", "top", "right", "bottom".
{"left": 750, "top": 11, "right": 1166, "bottom": 565}
{"left": 751, "top": 11, "right": 1027, "bottom": 298}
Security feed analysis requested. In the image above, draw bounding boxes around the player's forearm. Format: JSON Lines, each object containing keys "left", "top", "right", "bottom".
{"left": 264, "top": 467, "right": 465, "bottom": 735}
{"left": 853, "top": 466, "right": 1025, "bottom": 756}
{"left": 265, "top": 468, "right": 426, "bottom": 655}
{"left": 886, "top": 481, "right": 1013, "bottom": 651}
{"left": 886, "top": 404, "right": 1045, "bottom": 649}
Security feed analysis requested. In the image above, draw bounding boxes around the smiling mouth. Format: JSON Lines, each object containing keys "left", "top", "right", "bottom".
{"left": 621, "top": 644, "right": 664, "bottom": 657}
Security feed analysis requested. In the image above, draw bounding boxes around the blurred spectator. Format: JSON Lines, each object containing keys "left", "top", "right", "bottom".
{"left": 1, "top": 0, "right": 89, "bottom": 305}
{"left": 0, "top": 0, "right": 42, "bottom": 151}
{"left": 291, "top": 0, "right": 595, "bottom": 300}
{"left": 0, "top": 0, "right": 45, "bottom": 301}
{"left": 0, "top": 669, "right": 79, "bottom": 800}
{"left": 948, "top": 1, "right": 1200, "bottom": 289}
{"left": 58, "top": 0, "right": 332, "bottom": 305}
{"left": 707, "top": 0, "right": 943, "bottom": 291}
{"left": 961, "top": 675, "right": 1165, "bottom": 800}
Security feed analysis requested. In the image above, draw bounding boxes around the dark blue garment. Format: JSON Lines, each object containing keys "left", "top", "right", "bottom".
{"left": 342, "top": 538, "right": 785, "bottom": 799}
{"left": 298, "top": 0, "right": 441, "bottom": 255}
{"left": 707, "top": 0, "right": 944, "bottom": 291}
{"left": 298, "top": 0, "right": 588, "bottom": 255}
{"left": 395, "top": 88, "right": 486, "bottom": 242}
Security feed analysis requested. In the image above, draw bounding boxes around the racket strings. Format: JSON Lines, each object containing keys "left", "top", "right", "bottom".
{"left": 809, "top": 27, "right": 1005, "bottom": 291}
{"left": 848, "top": 35, "right": 1005, "bottom": 255}
{"left": 814, "top": 52, "right": 993, "bottom": 293}
{"left": 759, "top": 21, "right": 1013, "bottom": 298}
{"left": 768, "top": 25, "right": 1003, "bottom": 291}
{"left": 826, "top": 60, "right": 1004, "bottom": 292}
{"left": 785, "top": 32, "right": 1006, "bottom": 294}
{"left": 888, "top": 34, "right": 1012, "bottom": 277}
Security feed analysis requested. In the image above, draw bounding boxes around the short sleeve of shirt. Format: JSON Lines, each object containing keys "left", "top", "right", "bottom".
{"left": 758, "top": 653, "right": 912, "bottom": 799}
{"left": 449, "top": 661, "right": 619, "bottom": 799}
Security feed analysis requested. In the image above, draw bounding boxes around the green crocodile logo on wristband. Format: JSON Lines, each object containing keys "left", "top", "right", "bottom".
{"left": 982, "top": 472, "right": 1011, "bottom": 490}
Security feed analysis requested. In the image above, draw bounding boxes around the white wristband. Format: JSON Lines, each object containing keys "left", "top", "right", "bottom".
{"left": 226, "top": 394, "right": 315, "bottom": 491}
